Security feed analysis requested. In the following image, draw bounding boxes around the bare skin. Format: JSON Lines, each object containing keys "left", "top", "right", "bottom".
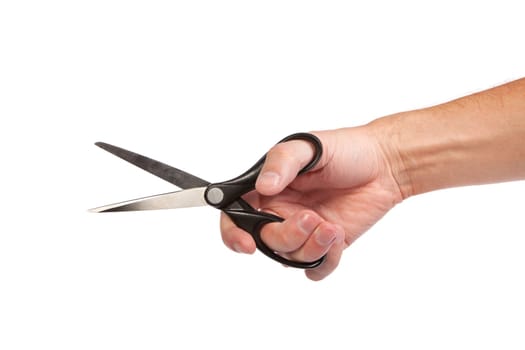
{"left": 220, "top": 77, "right": 525, "bottom": 281}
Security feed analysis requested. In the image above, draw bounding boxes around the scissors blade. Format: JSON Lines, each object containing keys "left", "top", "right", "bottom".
{"left": 95, "top": 142, "right": 210, "bottom": 189}
{"left": 89, "top": 187, "right": 208, "bottom": 213}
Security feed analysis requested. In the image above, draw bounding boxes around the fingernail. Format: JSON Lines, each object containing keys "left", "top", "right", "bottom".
{"left": 258, "top": 171, "right": 281, "bottom": 189}
{"left": 233, "top": 243, "right": 244, "bottom": 253}
{"left": 298, "top": 213, "right": 317, "bottom": 235}
{"left": 315, "top": 229, "right": 336, "bottom": 246}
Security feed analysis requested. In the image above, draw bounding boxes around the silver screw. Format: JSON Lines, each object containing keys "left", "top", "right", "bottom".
{"left": 206, "top": 187, "right": 224, "bottom": 205}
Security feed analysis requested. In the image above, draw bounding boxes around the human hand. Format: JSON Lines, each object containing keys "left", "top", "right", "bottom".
{"left": 222, "top": 78, "right": 525, "bottom": 280}
{"left": 220, "top": 126, "right": 404, "bottom": 280}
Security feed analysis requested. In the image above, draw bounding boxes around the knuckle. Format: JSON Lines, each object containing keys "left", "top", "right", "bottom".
{"left": 264, "top": 224, "right": 304, "bottom": 253}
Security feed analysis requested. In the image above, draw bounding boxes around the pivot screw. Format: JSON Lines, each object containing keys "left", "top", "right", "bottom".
{"left": 206, "top": 187, "right": 224, "bottom": 205}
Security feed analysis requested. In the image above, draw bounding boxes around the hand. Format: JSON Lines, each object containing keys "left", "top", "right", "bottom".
{"left": 220, "top": 126, "right": 404, "bottom": 280}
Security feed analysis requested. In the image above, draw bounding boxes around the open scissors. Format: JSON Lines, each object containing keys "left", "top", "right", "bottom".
{"left": 90, "top": 132, "right": 325, "bottom": 269}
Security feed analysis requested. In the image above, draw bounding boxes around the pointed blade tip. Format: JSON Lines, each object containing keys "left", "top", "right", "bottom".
{"left": 88, "top": 207, "right": 105, "bottom": 213}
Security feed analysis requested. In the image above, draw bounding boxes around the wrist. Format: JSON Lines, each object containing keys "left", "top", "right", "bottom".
{"left": 366, "top": 78, "right": 525, "bottom": 201}
{"left": 368, "top": 79, "right": 525, "bottom": 199}
{"left": 367, "top": 111, "right": 417, "bottom": 199}
{"left": 368, "top": 107, "right": 482, "bottom": 199}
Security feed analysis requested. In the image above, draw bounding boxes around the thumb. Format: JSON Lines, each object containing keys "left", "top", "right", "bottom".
{"left": 256, "top": 137, "right": 321, "bottom": 196}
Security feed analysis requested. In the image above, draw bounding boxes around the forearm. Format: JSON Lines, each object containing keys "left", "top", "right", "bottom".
{"left": 371, "top": 78, "right": 525, "bottom": 198}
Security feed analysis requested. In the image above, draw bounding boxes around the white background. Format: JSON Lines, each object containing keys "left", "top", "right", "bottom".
{"left": 1, "top": 1, "right": 524, "bottom": 349}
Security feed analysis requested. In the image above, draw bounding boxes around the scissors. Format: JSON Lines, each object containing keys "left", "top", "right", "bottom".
{"left": 90, "top": 132, "right": 325, "bottom": 269}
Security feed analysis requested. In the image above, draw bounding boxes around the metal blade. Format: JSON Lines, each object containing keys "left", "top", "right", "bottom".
{"left": 95, "top": 142, "right": 209, "bottom": 189}
{"left": 89, "top": 187, "right": 208, "bottom": 213}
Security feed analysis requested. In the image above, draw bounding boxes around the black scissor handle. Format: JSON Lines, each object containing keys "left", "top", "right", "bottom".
{"left": 205, "top": 132, "right": 323, "bottom": 209}
{"left": 206, "top": 132, "right": 325, "bottom": 269}
{"left": 224, "top": 208, "right": 326, "bottom": 268}
{"left": 278, "top": 132, "right": 323, "bottom": 175}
